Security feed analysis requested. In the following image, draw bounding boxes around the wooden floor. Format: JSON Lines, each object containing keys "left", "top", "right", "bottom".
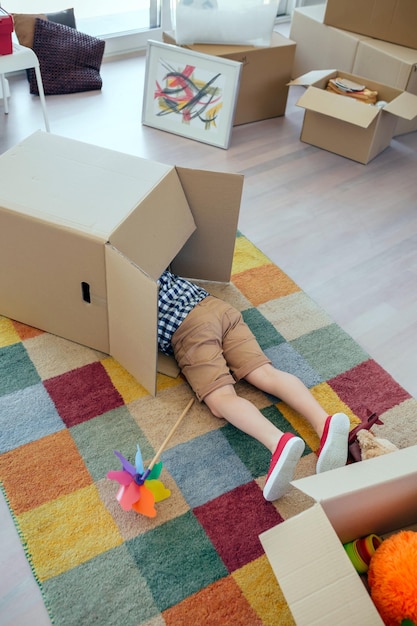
{"left": 1, "top": 25, "right": 417, "bottom": 624}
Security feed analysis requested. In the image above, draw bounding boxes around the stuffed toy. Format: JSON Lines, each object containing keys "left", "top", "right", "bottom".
{"left": 348, "top": 410, "right": 385, "bottom": 462}
{"left": 368, "top": 530, "right": 417, "bottom": 626}
{"left": 356, "top": 429, "right": 399, "bottom": 460}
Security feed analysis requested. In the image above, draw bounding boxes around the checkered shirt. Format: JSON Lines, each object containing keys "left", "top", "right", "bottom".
{"left": 157, "top": 269, "right": 209, "bottom": 355}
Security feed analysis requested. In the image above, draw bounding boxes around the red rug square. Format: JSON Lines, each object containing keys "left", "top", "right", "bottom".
{"left": 194, "top": 481, "right": 284, "bottom": 572}
{"left": 329, "top": 359, "right": 411, "bottom": 418}
{"left": 44, "top": 361, "right": 124, "bottom": 427}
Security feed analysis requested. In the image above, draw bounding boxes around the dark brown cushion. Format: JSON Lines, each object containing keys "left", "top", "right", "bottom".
{"left": 12, "top": 8, "right": 76, "bottom": 49}
{"left": 29, "top": 19, "right": 105, "bottom": 96}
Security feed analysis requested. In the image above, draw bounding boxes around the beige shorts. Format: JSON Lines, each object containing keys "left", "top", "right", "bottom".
{"left": 171, "top": 296, "right": 270, "bottom": 401}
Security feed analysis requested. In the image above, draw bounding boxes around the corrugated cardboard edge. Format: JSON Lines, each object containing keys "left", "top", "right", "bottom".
{"left": 296, "top": 86, "right": 378, "bottom": 128}
{"left": 260, "top": 504, "right": 383, "bottom": 625}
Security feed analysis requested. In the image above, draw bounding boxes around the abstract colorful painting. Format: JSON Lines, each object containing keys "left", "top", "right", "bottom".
{"left": 142, "top": 40, "right": 241, "bottom": 148}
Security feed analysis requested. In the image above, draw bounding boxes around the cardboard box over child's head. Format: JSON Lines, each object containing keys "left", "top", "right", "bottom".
{"left": 0, "top": 131, "right": 243, "bottom": 395}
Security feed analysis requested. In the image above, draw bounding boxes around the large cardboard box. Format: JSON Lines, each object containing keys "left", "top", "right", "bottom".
{"left": 354, "top": 38, "right": 417, "bottom": 136}
{"left": 290, "top": 69, "right": 417, "bottom": 163}
{"left": 290, "top": 5, "right": 417, "bottom": 136}
{"left": 0, "top": 131, "right": 243, "bottom": 395}
{"left": 289, "top": 5, "right": 364, "bottom": 78}
{"left": 260, "top": 445, "right": 417, "bottom": 625}
{"left": 324, "top": 0, "right": 417, "bottom": 51}
{"left": 162, "top": 31, "right": 296, "bottom": 126}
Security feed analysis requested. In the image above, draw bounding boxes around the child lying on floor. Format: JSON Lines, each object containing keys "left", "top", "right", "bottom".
{"left": 158, "top": 269, "right": 350, "bottom": 501}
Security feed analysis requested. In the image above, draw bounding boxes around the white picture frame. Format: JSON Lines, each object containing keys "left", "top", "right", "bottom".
{"left": 142, "top": 40, "right": 242, "bottom": 149}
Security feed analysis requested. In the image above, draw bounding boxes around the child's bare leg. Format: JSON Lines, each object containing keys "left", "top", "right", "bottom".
{"left": 204, "top": 383, "right": 305, "bottom": 501}
{"left": 245, "top": 363, "right": 350, "bottom": 475}
{"left": 245, "top": 363, "right": 328, "bottom": 436}
{"left": 204, "top": 383, "right": 283, "bottom": 452}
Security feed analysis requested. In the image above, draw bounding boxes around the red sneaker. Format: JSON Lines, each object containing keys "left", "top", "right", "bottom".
{"left": 316, "top": 413, "right": 350, "bottom": 474}
{"left": 263, "top": 433, "right": 305, "bottom": 502}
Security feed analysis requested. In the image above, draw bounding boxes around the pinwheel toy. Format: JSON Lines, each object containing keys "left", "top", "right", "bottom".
{"left": 107, "top": 398, "right": 194, "bottom": 517}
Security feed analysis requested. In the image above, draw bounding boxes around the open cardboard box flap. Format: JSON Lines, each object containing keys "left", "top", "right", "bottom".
{"left": 260, "top": 446, "right": 417, "bottom": 626}
{"left": 383, "top": 90, "right": 417, "bottom": 120}
{"left": 296, "top": 86, "right": 378, "bottom": 128}
{"left": 288, "top": 68, "right": 337, "bottom": 87}
{"left": 293, "top": 446, "right": 417, "bottom": 542}
{"left": 260, "top": 503, "right": 383, "bottom": 625}
{"left": 172, "top": 167, "right": 243, "bottom": 282}
{"left": 109, "top": 167, "right": 196, "bottom": 282}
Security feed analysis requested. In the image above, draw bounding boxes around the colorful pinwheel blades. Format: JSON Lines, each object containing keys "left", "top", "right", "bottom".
{"left": 107, "top": 446, "right": 170, "bottom": 518}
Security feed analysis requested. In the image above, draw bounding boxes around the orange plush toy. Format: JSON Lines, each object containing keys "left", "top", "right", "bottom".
{"left": 368, "top": 530, "right": 417, "bottom": 626}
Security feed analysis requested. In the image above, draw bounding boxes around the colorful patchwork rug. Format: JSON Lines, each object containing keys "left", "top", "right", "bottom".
{"left": 1, "top": 233, "right": 417, "bottom": 626}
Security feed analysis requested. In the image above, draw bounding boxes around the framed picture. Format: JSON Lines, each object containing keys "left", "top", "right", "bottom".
{"left": 142, "top": 40, "right": 242, "bottom": 149}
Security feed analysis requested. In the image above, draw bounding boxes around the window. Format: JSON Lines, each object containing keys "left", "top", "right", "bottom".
{"left": 8, "top": 0, "right": 294, "bottom": 56}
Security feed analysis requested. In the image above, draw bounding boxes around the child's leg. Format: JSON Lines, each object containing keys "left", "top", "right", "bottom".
{"left": 204, "top": 383, "right": 284, "bottom": 452}
{"left": 245, "top": 364, "right": 350, "bottom": 473}
{"left": 245, "top": 364, "right": 328, "bottom": 436}
{"left": 204, "top": 383, "right": 305, "bottom": 501}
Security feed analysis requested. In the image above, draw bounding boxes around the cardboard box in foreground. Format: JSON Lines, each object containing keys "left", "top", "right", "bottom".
{"left": 290, "top": 69, "right": 417, "bottom": 163}
{"left": 260, "top": 445, "right": 417, "bottom": 625}
{"left": 0, "top": 131, "right": 243, "bottom": 395}
{"left": 162, "top": 31, "right": 296, "bottom": 126}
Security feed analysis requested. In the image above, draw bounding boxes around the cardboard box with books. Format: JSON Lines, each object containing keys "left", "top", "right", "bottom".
{"left": 289, "top": 69, "right": 417, "bottom": 163}
{"left": 0, "top": 131, "right": 243, "bottom": 395}
{"left": 260, "top": 445, "right": 417, "bottom": 625}
{"left": 162, "top": 31, "right": 296, "bottom": 126}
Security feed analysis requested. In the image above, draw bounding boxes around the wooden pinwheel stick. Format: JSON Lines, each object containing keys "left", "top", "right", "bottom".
{"left": 145, "top": 397, "right": 194, "bottom": 476}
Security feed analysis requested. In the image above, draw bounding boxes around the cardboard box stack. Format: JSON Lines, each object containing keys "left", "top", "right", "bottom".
{"left": 163, "top": 31, "right": 296, "bottom": 126}
{"left": 324, "top": 0, "right": 417, "bottom": 50}
{"left": 0, "top": 131, "right": 243, "bottom": 396}
{"left": 260, "top": 445, "right": 417, "bottom": 625}
{"left": 290, "top": 4, "right": 417, "bottom": 137}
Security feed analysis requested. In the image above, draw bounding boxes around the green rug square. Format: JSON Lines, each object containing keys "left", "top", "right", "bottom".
{"left": 42, "top": 543, "right": 159, "bottom": 626}
{"left": 70, "top": 406, "right": 153, "bottom": 481}
{"left": 290, "top": 323, "right": 369, "bottom": 380}
{"left": 0, "top": 343, "right": 40, "bottom": 396}
{"left": 221, "top": 405, "right": 311, "bottom": 478}
{"left": 127, "top": 510, "right": 228, "bottom": 612}
{"left": 242, "top": 307, "right": 285, "bottom": 351}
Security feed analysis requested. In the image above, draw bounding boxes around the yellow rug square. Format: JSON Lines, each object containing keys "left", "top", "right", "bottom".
{"left": 233, "top": 555, "right": 295, "bottom": 626}
{"left": 17, "top": 484, "right": 123, "bottom": 581}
